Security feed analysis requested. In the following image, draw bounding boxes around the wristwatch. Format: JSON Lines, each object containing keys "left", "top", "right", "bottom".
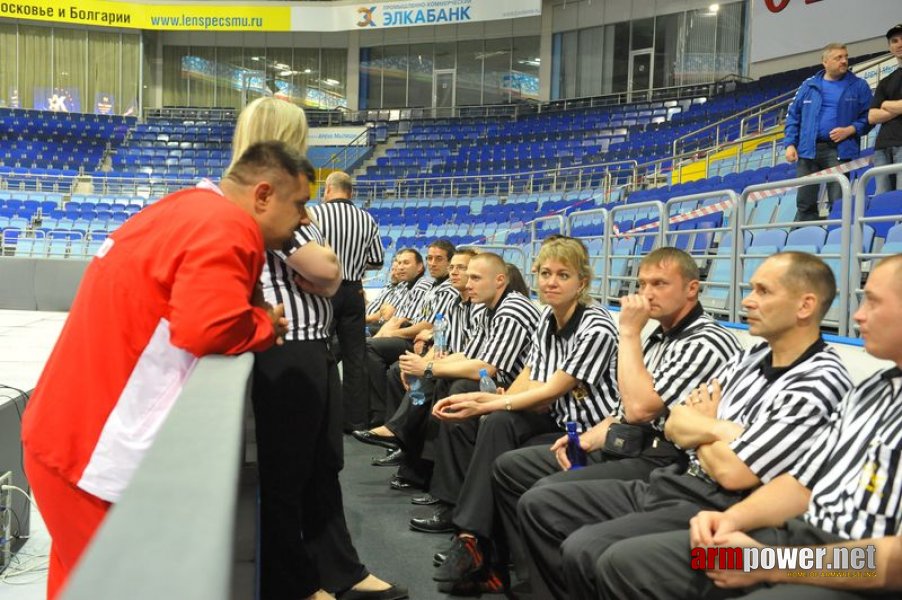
{"left": 424, "top": 362, "right": 434, "bottom": 380}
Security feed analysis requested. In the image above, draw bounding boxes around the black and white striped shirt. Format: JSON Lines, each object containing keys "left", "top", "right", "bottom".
{"left": 687, "top": 339, "right": 852, "bottom": 485}
{"left": 394, "top": 275, "right": 434, "bottom": 321}
{"left": 794, "top": 367, "right": 902, "bottom": 540}
{"left": 310, "top": 199, "right": 383, "bottom": 282}
{"left": 366, "top": 281, "right": 404, "bottom": 316}
{"left": 464, "top": 289, "right": 541, "bottom": 386}
{"left": 447, "top": 299, "right": 485, "bottom": 354}
{"left": 426, "top": 279, "right": 459, "bottom": 324}
{"left": 527, "top": 304, "right": 620, "bottom": 432}
{"left": 637, "top": 303, "right": 743, "bottom": 432}
{"left": 261, "top": 223, "right": 333, "bottom": 341}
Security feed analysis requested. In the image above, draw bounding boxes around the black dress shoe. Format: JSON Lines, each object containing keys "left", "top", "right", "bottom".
{"left": 372, "top": 448, "right": 404, "bottom": 467}
{"left": 352, "top": 429, "right": 400, "bottom": 450}
{"left": 411, "top": 493, "right": 441, "bottom": 506}
{"left": 389, "top": 475, "right": 421, "bottom": 491}
{"left": 338, "top": 583, "right": 408, "bottom": 600}
{"left": 409, "top": 503, "right": 454, "bottom": 533}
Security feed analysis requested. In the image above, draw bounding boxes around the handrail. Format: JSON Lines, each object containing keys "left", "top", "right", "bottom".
{"left": 850, "top": 162, "right": 902, "bottom": 330}
{"left": 663, "top": 190, "right": 740, "bottom": 319}
{"left": 671, "top": 88, "right": 797, "bottom": 157}
{"left": 736, "top": 174, "right": 853, "bottom": 335}
{"left": 61, "top": 354, "right": 254, "bottom": 600}
{"left": 322, "top": 125, "right": 374, "bottom": 173}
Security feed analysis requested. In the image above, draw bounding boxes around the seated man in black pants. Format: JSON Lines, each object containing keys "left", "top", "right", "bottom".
{"left": 598, "top": 254, "right": 902, "bottom": 600}
{"left": 519, "top": 252, "right": 853, "bottom": 600}
{"left": 364, "top": 241, "right": 456, "bottom": 426}
{"left": 491, "top": 247, "right": 741, "bottom": 593}
{"left": 420, "top": 237, "right": 622, "bottom": 594}
{"left": 379, "top": 252, "right": 539, "bottom": 497}
{"left": 354, "top": 248, "right": 479, "bottom": 474}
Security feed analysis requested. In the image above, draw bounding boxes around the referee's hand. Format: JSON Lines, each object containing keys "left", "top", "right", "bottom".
{"left": 268, "top": 304, "right": 288, "bottom": 346}
{"left": 619, "top": 294, "right": 651, "bottom": 336}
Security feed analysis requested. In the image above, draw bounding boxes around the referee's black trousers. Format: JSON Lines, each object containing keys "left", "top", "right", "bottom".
{"left": 519, "top": 464, "right": 745, "bottom": 600}
{"left": 365, "top": 336, "right": 412, "bottom": 426}
{"left": 492, "top": 442, "right": 685, "bottom": 583}
{"left": 384, "top": 376, "right": 450, "bottom": 487}
{"left": 253, "top": 339, "right": 368, "bottom": 599}
{"left": 598, "top": 519, "right": 890, "bottom": 600}
{"left": 430, "top": 403, "right": 560, "bottom": 539}
{"left": 331, "top": 280, "right": 368, "bottom": 431}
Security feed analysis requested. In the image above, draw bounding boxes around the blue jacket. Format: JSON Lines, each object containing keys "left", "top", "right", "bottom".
{"left": 783, "top": 69, "right": 872, "bottom": 160}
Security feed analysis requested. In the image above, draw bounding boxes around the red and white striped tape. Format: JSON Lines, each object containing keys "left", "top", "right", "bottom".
{"left": 615, "top": 155, "right": 872, "bottom": 238}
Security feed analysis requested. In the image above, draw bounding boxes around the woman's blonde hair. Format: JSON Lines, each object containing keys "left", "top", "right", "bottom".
{"left": 532, "top": 237, "right": 593, "bottom": 305}
{"left": 228, "top": 97, "right": 309, "bottom": 174}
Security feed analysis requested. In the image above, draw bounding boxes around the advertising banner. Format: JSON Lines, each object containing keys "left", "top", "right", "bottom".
{"left": 0, "top": 0, "right": 540, "bottom": 32}
{"left": 308, "top": 127, "right": 370, "bottom": 147}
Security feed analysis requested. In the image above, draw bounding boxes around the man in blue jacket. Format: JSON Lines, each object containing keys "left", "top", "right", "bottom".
{"left": 784, "top": 42, "right": 872, "bottom": 221}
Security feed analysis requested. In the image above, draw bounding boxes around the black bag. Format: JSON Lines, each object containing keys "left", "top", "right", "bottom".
{"left": 602, "top": 423, "right": 649, "bottom": 458}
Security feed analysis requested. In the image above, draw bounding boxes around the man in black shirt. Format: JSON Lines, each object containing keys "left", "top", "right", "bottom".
{"left": 869, "top": 24, "right": 902, "bottom": 194}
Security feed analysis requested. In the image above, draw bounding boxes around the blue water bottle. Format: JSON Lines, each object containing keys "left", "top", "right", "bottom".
{"left": 566, "top": 421, "right": 587, "bottom": 469}
{"left": 409, "top": 375, "right": 426, "bottom": 406}
{"left": 433, "top": 312, "right": 448, "bottom": 358}
{"left": 478, "top": 368, "right": 497, "bottom": 393}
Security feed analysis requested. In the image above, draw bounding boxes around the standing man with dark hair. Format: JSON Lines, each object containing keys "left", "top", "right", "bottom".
{"left": 311, "top": 170, "right": 385, "bottom": 433}
{"left": 784, "top": 42, "right": 872, "bottom": 221}
{"left": 869, "top": 25, "right": 902, "bottom": 194}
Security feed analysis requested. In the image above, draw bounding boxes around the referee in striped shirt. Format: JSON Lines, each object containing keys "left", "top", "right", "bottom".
{"left": 311, "top": 171, "right": 384, "bottom": 433}
{"left": 520, "top": 251, "right": 852, "bottom": 600}
{"left": 365, "top": 258, "right": 402, "bottom": 330}
{"left": 405, "top": 252, "right": 541, "bottom": 528}
{"left": 600, "top": 254, "right": 902, "bottom": 600}
{"left": 252, "top": 162, "right": 406, "bottom": 599}
{"left": 490, "top": 247, "right": 740, "bottom": 590}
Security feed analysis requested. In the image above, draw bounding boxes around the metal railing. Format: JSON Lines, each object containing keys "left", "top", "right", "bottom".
{"left": 736, "top": 174, "right": 853, "bottom": 335}
{"left": 671, "top": 89, "right": 796, "bottom": 158}
{"left": 322, "top": 125, "right": 375, "bottom": 173}
{"left": 144, "top": 107, "right": 238, "bottom": 121}
{"left": 354, "top": 160, "right": 636, "bottom": 202}
{"left": 850, "top": 162, "right": 902, "bottom": 324}
{"left": 663, "top": 190, "right": 739, "bottom": 318}
{"left": 605, "top": 201, "right": 665, "bottom": 304}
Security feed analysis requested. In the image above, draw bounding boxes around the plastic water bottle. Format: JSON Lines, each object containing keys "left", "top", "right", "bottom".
{"left": 409, "top": 375, "right": 426, "bottom": 406}
{"left": 433, "top": 312, "right": 448, "bottom": 358}
{"left": 478, "top": 368, "right": 497, "bottom": 393}
{"left": 565, "top": 421, "right": 587, "bottom": 470}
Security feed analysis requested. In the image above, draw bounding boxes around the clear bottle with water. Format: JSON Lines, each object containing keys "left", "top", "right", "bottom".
{"left": 409, "top": 375, "right": 426, "bottom": 406}
{"left": 565, "top": 421, "right": 587, "bottom": 470}
{"left": 433, "top": 312, "right": 448, "bottom": 358}
{"left": 478, "top": 368, "right": 497, "bottom": 393}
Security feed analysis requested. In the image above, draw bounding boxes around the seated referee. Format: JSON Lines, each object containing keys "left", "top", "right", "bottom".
{"left": 365, "top": 241, "right": 456, "bottom": 426}
{"left": 598, "top": 253, "right": 902, "bottom": 600}
{"left": 519, "top": 251, "right": 853, "bottom": 600}
{"left": 425, "top": 237, "right": 622, "bottom": 594}
{"left": 491, "top": 247, "right": 741, "bottom": 593}
{"left": 365, "top": 258, "right": 402, "bottom": 332}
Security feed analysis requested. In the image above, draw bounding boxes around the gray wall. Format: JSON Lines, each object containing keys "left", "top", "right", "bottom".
{"left": 0, "top": 258, "right": 88, "bottom": 311}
